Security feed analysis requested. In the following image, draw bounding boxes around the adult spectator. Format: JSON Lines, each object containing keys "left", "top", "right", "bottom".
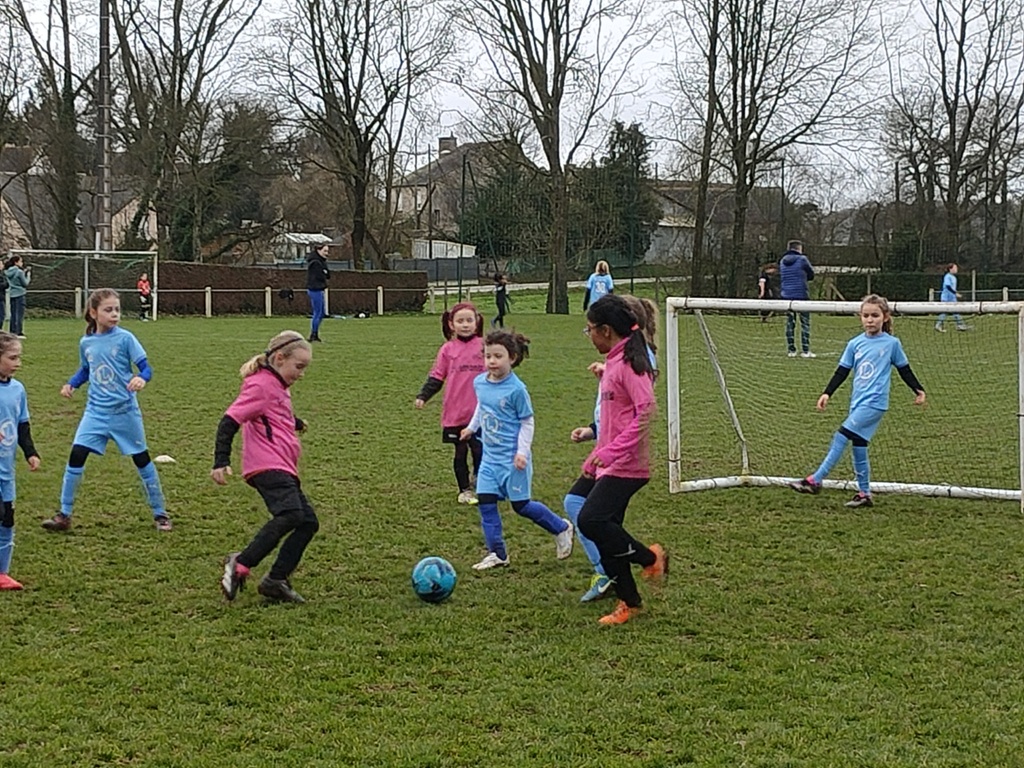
{"left": 5, "top": 255, "right": 31, "bottom": 339}
{"left": 778, "top": 240, "right": 815, "bottom": 358}
{"left": 306, "top": 243, "right": 330, "bottom": 343}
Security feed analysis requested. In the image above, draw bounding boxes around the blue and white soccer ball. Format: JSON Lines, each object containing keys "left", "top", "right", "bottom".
{"left": 411, "top": 556, "right": 457, "bottom": 603}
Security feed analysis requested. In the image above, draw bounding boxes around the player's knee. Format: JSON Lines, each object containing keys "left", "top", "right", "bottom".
{"left": 1, "top": 501, "right": 14, "bottom": 528}
{"left": 131, "top": 451, "right": 152, "bottom": 469}
{"left": 68, "top": 444, "right": 92, "bottom": 469}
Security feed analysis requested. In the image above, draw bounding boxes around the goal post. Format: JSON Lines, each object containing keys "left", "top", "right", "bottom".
{"left": 665, "top": 297, "right": 1024, "bottom": 508}
{"left": 8, "top": 249, "right": 158, "bottom": 319}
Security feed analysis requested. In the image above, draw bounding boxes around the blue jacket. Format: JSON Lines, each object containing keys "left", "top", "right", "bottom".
{"left": 4, "top": 266, "right": 30, "bottom": 299}
{"left": 778, "top": 251, "right": 813, "bottom": 300}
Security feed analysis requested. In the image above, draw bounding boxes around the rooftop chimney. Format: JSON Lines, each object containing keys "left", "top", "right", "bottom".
{"left": 438, "top": 136, "right": 457, "bottom": 155}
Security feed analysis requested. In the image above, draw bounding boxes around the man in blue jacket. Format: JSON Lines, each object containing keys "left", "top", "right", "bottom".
{"left": 778, "top": 240, "right": 815, "bottom": 358}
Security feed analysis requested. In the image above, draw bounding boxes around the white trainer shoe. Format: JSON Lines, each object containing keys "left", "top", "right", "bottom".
{"left": 787, "top": 351, "right": 798, "bottom": 358}
{"left": 457, "top": 490, "right": 478, "bottom": 505}
{"left": 801, "top": 351, "right": 817, "bottom": 358}
{"left": 472, "top": 552, "right": 510, "bottom": 570}
{"left": 555, "top": 519, "right": 574, "bottom": 560}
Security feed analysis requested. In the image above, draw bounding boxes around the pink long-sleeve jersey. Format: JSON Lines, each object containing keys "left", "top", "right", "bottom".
{"left": 585, "top": 337, "right": 656, "bottom": 479}
{"left": 225, "top": 367, "right": 302, "bottom": 479}
{"left": 429, "top": 336, "right": 485, "bottom": 427}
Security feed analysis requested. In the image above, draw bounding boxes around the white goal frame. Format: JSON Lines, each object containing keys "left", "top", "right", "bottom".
{"left": 665, "top": 297, "right": 1024, "bottom": 507}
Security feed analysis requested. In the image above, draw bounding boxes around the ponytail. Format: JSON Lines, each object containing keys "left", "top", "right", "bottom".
{"left": 587, "top": 294, "right": 653, "bottom": 377}
{"left": 240, "top": 330, "right": 310, "bottom": 377}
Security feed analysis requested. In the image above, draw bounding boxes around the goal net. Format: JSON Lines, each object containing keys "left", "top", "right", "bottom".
{"left": 8, "top": 249, "right": 157, "bottom": 317}
{"left": 665, "top": 297, "right": 1023, "bottom": 506}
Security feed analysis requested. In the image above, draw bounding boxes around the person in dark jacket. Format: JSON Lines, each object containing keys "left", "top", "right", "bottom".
{"left": 306, "top": 244, "right": 330, "bottom": 342}
{"left": 778, "top": 240, "right": 815, "bottom": 358}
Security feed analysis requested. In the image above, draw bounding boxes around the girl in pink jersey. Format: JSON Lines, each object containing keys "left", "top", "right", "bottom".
{"left": 415, "top": 302, "right": 485, "bottom": 504}
{"left": 577, "top": 295, "right": 668, "bottom": 626}
{"left": 212, "top": 331, "right": 316, "bottom": 604}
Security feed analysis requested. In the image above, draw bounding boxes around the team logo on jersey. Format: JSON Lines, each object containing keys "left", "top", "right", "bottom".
{"left": 93, "top": 363, "right": 118, "bottom": 389}
{"left": 0, "top": 418, "right": 16, "bottom": 448}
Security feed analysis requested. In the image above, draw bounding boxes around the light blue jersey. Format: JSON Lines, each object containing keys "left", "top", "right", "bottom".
{"left": 473, "top": 371, "right": 532, "bottom": 465}
{"left": 79, "top": 327, "right": 148, "bottom": 414}
{"left": 587, "top": 273, "right": 614, "bottom": 300}
{"left": 0, "top": 378, "right": 29, "bottom": 497}
{"left": 941, "top": 272, "right": 957, "bottom": 302}
{"left": 838, "top": 332, "right": 909, "bottom": 413}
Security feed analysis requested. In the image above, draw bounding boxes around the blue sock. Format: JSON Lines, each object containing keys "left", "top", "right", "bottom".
{"left": 136, "top": 462, "right": 167, "bottom": 517}
{"left": 0, "top": 526, "right": 13, "bottom": 574}
{"left": 852, "top": 445, "right": 871, "bottom": 494}
{"left": 60, "top": 466, "right": 85, "bottom": 517}
{"left": 812, "top": 432, "right": 850, "bottom": 485}
{"left": 514, "top": 499, "right": 566, "bottom": 535}
{"left": 478, "top": 503, "right": 507, "bottom": 560}
{"left": 563, "top": 493, "right": 604, "bottom": 574}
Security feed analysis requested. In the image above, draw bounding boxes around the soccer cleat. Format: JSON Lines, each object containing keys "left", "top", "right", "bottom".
{"left": 845, "top": 492, "right": 874, "bottom": 508}
{"left": 471, "top": 552, "right": 510, "bottom": 570}
{"left": 41, "top": 513, "right": 71, "bottom": 531}
{"left": 598, "top": 600, "right": 641, "bottom": 626}
{"left": 787, "top": 351, "right": 798, "bottom": 358}
{"left": 0, "top": 574, "right": 24, "bottom": 590}
{"left": 789, "top": 476, "right": 821, "bottom": 495}
{"left": 258, "top": 576, "right": 306, "bottom": 603}
{"left": 154, "top": 516, "right": 173, "bottom": 532}
{"left": 956, "top": 325, "right": 971, "bottom": 332}
{"left": 220, "top": 553, "right": 249, "bottom": 601}
{"left": 801, "top": 351, "right": 817, "bottom": 358}
{"left": 555, "top": 519, "right": 574, "bottom": 560}
{"left": 580, "top": 573, "right": 613, "bottom": 603}
{"left": 934, "top": 325, "right": 946, "bottom": 332}
{"left": 641, "top": 543, "right": 669, "bottom": 582}
{"left": 457, "top": 490, "right": 478, "bottom": 505}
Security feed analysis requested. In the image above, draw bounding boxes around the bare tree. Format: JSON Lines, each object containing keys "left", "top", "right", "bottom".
{"left": 451, "top": 0, "right": 651, "bottom": 313}
{"left": 666, "top": 0, "right": 878, "bottom": 294}
{"left": 270, "top": 0, "right": 452, "bottom": 269}
{"left": 109, "top": 0, "right": 262, "bottom": 256}
{"left": 887, "top": 0, "right": 1024, "bottom": 266}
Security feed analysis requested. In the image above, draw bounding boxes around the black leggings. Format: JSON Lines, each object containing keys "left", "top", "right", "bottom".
{"left": 241, "top": 470, "right": 320, "bottom": 581}
{"left": 577, "top": 476, "right": 653, "bottom": 607}
{"left": 453, "top": 437, "right": 482, "bottom": 491}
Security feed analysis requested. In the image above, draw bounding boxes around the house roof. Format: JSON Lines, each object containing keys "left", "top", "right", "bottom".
{"left": 0, "top": 146, "right": 38, "bottom": 175}
{"left": 275, "top": 232, "right": 332, "bottom": 245}
{"left": 399, "top": 140, "right": 526, "bottom": 187}
{"left": 652, "top": 179, "right": 783, "bottom": 228}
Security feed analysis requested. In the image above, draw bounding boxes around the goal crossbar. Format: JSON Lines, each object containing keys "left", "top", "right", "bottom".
{"left": 665, "top": 297, "right": 1024, "bottom": 507}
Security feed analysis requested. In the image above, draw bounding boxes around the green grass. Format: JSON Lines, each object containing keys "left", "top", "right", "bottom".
{"left": 1, "top": 313, "right": 1023, "bottom": 767}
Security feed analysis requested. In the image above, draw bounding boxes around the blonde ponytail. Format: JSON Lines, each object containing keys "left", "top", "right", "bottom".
{"left": 240, "top": 330, "right": 310, "bottom": 377}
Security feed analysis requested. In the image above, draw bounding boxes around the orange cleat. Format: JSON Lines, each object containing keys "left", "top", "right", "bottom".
{"left": 0, "top": 574, "right": 24, "bottom": 590}
{"left": 641, "top": 543, "right": 669, "bottom": 582}
{"left": 598, "top": 600, "right": 642, "bottom": 625}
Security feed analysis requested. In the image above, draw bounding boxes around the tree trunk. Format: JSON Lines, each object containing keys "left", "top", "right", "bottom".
{"left": 546, "top": 170, "right": 569, "bottom": 314}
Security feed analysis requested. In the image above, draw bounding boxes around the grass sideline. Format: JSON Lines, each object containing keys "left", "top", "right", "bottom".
{"left": 1, "top": 313, "right": 1022, "bottom": 767}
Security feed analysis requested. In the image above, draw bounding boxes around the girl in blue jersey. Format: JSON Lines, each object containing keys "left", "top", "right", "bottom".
{"left": 934, "top": 262, "right": 968, "bottom": 332}
{"left": 459, "top": 330, "right": 574, "bottom": 570}
{"left": 791, "top": 294, "right": 926, "bottom": 508}
{"left": 42, "top": 289, "right": 170, "bottom": 532}
{"left": 0, "top": 332, "right": 41, "bottom": 590}
{"left": 583, "top": 260, "right": 614, "bottom": 310}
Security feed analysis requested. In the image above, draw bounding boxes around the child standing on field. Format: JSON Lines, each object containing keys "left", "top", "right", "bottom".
{"left": 790, "top": 294, "right": 926, "bottom": 508}
{"left": 0, "top": 332, "right": 41, "bottom": 590}
{"left": 577, "top": 294, "right": 668, "bottom": 625}
{"left": 137, "top": 272, "right": 151, "bottom": 321}
{"left": 564, "top": 296, "right": 659, "bottom": 604}
{"left": 42, "top": 289, "right": 170, "bottom": 532}
{"left": 460, "top": 330, "right": 574, "bottom": 570}
{"left": 415, "top": 302, "right": 485, "bottom": 504}
{"left": 934, "top": 263, "right": 968, "bottom": 332}
{"left": 213, "top": 331, "right": 317, "bottom": 604}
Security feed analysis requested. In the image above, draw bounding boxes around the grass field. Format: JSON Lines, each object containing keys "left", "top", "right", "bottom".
{"left": 1, "top": 311, "right": 1023, "bottom": 767}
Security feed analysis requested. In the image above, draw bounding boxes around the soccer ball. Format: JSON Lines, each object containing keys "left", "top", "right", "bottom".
{"left": 411, "top": 556, "right": 457, "bottom": 603}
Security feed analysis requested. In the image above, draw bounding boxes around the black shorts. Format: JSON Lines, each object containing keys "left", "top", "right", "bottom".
{"left": 246, "top": 470, "right": 312, "bottom": 517}
{"left": 442, "top": 425, "right": 475, "bottom": 444}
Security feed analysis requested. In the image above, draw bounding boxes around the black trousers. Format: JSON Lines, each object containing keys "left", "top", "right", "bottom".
{"left": 240, "top": 470, "right": 319, "bottom": 580}
{"left": 577, "top": 476, "right": 653, "bottom": 608}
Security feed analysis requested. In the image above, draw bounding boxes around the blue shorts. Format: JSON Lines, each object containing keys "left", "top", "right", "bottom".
{"left": 842, "top": 406, "right": 886, "bottom": 443}
{"left": 73, "top": 408, "right": 149, "bottom": 456}
{"left": 476, "top": 460, "right": 532, "bottom": 502}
